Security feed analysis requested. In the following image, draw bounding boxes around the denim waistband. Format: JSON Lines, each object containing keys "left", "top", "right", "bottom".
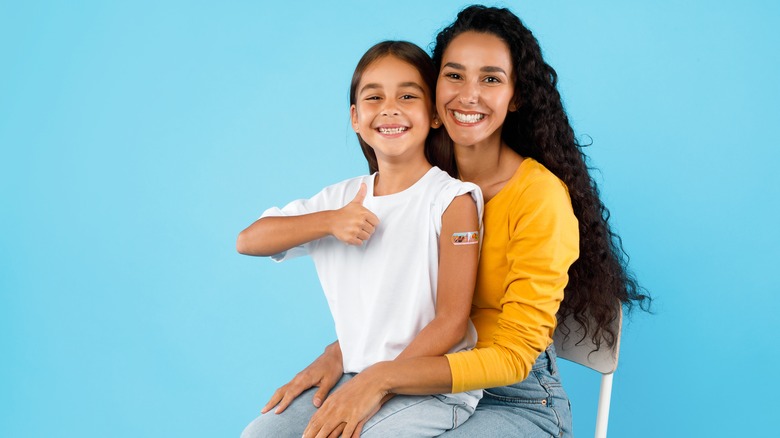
{"left": 531, "top": 344, "right": 559, "bottom": 376}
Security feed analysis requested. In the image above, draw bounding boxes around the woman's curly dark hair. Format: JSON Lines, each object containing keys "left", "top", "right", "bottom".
{"left": 431, "top": 5, "right": 651, "bottom": 350}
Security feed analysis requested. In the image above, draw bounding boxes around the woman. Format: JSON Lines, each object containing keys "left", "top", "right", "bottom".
{"left": 266, "top": 6, "right": 650, "bottom": 437}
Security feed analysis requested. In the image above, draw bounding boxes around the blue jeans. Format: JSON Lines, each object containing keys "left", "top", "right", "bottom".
{"left": 241, "top": 374, "right": 476, "bottom": 437}
{"left": 438, "top": 345, "right": 572, "bottom": 437}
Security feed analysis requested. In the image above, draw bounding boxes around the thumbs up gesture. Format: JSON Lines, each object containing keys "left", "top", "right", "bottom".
{"left": 330, "top": 183, "right": 379, "bottom": 245}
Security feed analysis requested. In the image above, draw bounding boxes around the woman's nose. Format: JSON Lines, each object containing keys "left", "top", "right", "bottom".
{"left": 458, "top": 81, "right": 479, "bottom": 105}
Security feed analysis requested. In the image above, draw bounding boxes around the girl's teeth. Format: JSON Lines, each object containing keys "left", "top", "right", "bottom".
{"left": 378, "top": 127, "right": 407, "bottom": 134}
{"left": 453, "top": 112, "right": 485, "bottom": 123}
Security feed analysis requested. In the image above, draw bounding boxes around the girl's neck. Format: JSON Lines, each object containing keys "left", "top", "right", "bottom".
{"left": 454, "top": 139, "right": 524, "bottom": 202}
{"left": 374, "top": 157, "right": 432, "bottom": 196}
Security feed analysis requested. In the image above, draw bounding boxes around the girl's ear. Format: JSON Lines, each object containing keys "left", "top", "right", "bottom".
{"left": 430, "top": 113, "right": 441, "bottom": 129}
{"left": 350, "top": 105, "right": 360, "bottom": 133}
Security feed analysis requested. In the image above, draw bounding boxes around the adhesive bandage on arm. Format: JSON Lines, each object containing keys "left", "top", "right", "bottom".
{"left": 451, "top": 231, "right": 479, "bottom": 245}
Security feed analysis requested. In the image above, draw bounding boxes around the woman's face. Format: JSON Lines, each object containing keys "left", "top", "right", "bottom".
{"left": 436, "top": 31, "right": 516, "bottom": 148}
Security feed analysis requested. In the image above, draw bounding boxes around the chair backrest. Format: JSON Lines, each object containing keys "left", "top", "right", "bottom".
{"left": 553, "top": 306, "right": 622, "bottom": 374}
{"left": 553, "top": 306, "right": 623, "bottom": 438}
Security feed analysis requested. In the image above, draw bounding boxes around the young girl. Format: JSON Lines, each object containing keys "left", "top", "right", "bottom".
{"left": 237, "top": 41, "right": 483, "bottom": 437}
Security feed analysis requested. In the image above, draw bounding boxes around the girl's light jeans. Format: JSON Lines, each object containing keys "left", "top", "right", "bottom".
{"left": 240, "top": 374, "right": 475, "bottom": 438}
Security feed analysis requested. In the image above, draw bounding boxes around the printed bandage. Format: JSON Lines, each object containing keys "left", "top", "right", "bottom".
{"left": 452, "top": 231, "right": 479, "bottom": 245}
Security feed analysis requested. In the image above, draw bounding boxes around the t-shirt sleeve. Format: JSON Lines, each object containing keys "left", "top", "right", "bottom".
{"left": 259, "top": 181, "right": 354, "bottom": 262}
{"left": 433, "top": 180, "right": 485, "bottom": 236}
{"left": 258, "top": 202, "right": 310, "bottom": 262}
{"left": 445, "top": 174, "right": 579, "bottom": 393}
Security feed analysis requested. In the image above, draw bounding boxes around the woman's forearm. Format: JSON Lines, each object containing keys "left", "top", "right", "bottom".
{"left": 369, "top": 355, "right": 454, "bottom": 395}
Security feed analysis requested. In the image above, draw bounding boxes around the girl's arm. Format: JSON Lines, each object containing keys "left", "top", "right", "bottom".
{"left": 394, "top": 193, "right": 479, "bottom": 360}
{"left": 302, "top": 194, "right": 479, "bottom": 438}
{"left": 236, "top": 183, "right": 378, "bottom": 256}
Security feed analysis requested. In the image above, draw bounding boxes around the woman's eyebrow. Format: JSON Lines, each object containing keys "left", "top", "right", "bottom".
{"left": 442, "top": 62, "right": 508, "bottom": 76}
{"left": 481, "top": 66, "right": 508, "bottom": 75}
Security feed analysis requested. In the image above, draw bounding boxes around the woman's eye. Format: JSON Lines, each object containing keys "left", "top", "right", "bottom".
{"left": 444, "top": 72, "right": 462, "bottom": 80}
{"left": 484, "top": 76, "right": 500, "bottom": 84}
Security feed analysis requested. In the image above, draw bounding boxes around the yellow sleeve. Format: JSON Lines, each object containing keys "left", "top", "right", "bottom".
{"left": 446, "top": 174, "right": 579, "bottom": 392}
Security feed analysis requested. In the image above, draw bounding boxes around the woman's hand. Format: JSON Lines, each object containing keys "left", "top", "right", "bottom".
{"left": 329, "top": 183, "right": 379, "bottom": 246}
{"left": 262, "top": 341, "right": 343, "bottom": 414}
{"left": 302, "top": 365, "right": 388, "bottom": 438}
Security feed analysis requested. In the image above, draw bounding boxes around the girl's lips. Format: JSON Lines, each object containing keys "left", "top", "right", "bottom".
{"left": 376, "top": 125, "right": 409, "bottom": 136}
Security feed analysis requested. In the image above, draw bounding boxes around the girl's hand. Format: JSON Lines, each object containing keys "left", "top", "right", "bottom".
{"left": 261, "top": 342, "right": 343, "bottom": 414}
{"left": 329, "top": 183, "right": 379, "bottom": 245}
{"left": 302, "top": 367, "right": 388, "bottom": 438}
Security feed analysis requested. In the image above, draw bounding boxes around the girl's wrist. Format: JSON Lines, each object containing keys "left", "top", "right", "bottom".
{"left": 322, "top": 210, "right": 337, "bottom": 237}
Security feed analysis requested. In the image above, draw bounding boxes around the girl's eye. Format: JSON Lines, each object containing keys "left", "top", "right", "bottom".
{"left": 400, "top": 94, "right": 418, "bottom": 100}
{"left": 365, "top": 96, "right": 381, "bottom": 101}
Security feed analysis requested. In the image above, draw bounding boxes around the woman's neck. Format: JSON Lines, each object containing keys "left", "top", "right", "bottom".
{"left": 374, "top": 157, "right": 432, "bottom": 196}
{"left": 455, "top": 140, "right": 524, "bottom": 202}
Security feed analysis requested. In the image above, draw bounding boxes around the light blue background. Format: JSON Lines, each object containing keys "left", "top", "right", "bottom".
{"left": 2, "top": 1, "right": 778, "bottom": 436}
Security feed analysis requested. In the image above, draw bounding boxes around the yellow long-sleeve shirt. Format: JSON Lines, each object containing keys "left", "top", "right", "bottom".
{"left": 446, "top": 158, "right": 579, "bottom": 393}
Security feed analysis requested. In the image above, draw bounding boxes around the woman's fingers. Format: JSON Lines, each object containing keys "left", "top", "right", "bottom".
{"left": 326, "top": 423, "right": 346, "bottom": 438}
{"left": 342, "top": 421, "right": 358, "bottom": 438}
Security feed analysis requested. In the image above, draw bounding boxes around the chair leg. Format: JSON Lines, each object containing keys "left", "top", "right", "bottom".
{"left": 594, "top": 372, "right": 614, "bottom": 438}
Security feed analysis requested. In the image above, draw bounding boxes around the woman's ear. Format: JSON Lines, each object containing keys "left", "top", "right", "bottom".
{"left": 350, "top": 105, "right": 359, "bottom": 133}
{"left": 509, "top": 98, "right": 519, "bottom": 112}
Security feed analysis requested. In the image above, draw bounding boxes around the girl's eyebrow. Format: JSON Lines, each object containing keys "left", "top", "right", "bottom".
{"left": 443, "top": 62, "right": 508, "bottom": 75}
{"left": 360, "top": 82, "right": 426, "bottom": 94}
{"left": 398, "top": 82, "right": 426, "bottom": 93}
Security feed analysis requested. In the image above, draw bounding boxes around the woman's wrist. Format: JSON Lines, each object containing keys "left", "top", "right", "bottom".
{"left": 363, "top": 361, "right": 394, "bottom": 395}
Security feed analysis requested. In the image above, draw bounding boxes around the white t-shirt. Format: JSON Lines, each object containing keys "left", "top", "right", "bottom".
{"left": 262, "top": 167, "right": 483, "bottom": 405}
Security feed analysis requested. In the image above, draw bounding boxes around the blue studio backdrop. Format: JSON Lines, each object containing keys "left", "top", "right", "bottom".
{"left": 2, "top": 1, "right": 778, "bottom": 436}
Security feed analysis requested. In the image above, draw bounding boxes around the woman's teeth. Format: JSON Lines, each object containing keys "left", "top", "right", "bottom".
{"left": 453, "top": 111, "right": 485, "bottom": 124}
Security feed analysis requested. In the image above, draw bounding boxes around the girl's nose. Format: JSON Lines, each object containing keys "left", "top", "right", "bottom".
{"left": 380, "top": 104, "right": 400, "bottom": 116}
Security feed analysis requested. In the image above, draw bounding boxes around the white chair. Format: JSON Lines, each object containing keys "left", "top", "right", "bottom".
{"left": 553, "top": 307, "right": 623, "bottom": 438}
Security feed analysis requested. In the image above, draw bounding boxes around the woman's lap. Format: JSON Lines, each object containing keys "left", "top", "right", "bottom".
{"left": 439, "top": 345, "right": 572, "bottom": 438}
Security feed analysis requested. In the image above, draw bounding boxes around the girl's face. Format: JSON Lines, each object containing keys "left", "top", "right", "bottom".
{"left": 436, "top": 31, "right": 516, "bottom": 148}
{"left": 351, "top": 55, "right": 436, "bottom": 166}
